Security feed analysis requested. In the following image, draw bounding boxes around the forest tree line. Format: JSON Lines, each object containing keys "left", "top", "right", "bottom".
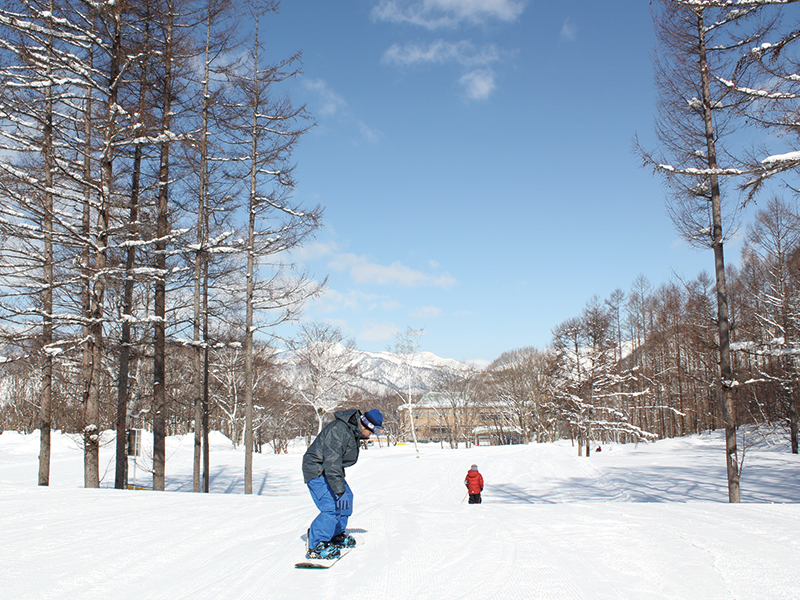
{"left": 3, "top": 189, "right": 800, "bottom": 478}
{"left": 546, "top": 195, "right": 800, "bottom": 461}
{"left": 0, "top": 0, "right": 322, "bottom": 493}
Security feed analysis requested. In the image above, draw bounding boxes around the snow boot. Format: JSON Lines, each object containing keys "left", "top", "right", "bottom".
{"left": 330, "top": 532, "right": 356, "bottom": 548}
{"left": 306, "top": 541, "right": 341, "bottom": 560}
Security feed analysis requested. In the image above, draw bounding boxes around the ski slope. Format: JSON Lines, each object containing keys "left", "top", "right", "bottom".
{"left": 1, "top": 429, "right": 798, "bottom": 600}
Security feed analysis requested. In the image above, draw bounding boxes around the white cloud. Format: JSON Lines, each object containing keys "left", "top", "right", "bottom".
{"left": 560, "top": 17, "right": 577, "bottom": 42}
{"left": 289, "top": 240, "right": 338, "bottom": 262}
{"left": 372, "top": 0, "right": 526, "bottom": 29}
{"left": 384, "top": 40, "right": 500, "bottom": 100}
{"left": 322, "top": 318, "right": 356, "bottom": 337}
{"left": 308, "top": 287, "right": 405, "bottom": 321}
{"left": 459, "top": 68, "right": 496, "bottom": 101}
{"left": 357, "top": 120, "right": 381, "bottom": 144}
{"left": 383, "top": 40, "right": 499, "bottom": 67}
{"left": 328, "top": 253, "right": 456, "bottom": 289}
{"left": 311, "top": 287, "right": 380, "bottom": 313}
{"left": 360, "top": 322, "right": 400, "bottom": 342}
{"left": 412, "top": 306, "right": 443, "bottom": 318}
{"left": 380, "top": 299, "right": 402, "bottom": 311}
{"left": 302, "top": 79, "right": 379, "bottom": 143}
{"left": 303, "top": 78, "right": 347, "bottom": 116}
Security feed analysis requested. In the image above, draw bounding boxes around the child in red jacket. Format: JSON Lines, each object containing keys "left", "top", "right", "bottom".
{"left": 464, "top": 464, "right": 484, "bottom": 504}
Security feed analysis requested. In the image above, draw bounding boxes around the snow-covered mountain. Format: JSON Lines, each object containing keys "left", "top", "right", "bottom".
{"left": 348, "top": 348, "right": 471, "bottom": 394}
{"left": 272, "top": 344, "right": 472, "bottom": 395}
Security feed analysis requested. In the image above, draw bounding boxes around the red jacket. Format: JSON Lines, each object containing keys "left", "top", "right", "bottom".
{"left": 465, "top": 470, "right": 484, "bottom": 494}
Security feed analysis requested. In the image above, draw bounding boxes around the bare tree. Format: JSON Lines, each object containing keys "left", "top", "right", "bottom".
{"left": 0, "top": 0, "right": 324, "bottom": 491}
{"left": 638, "top": 0, "right": 780, "bottom": 502}
{"left": 716, "top": 1, "right": 800, "bottom": 196}
{"left": 487, "top": 347, "right": 554, "bottom": 444}
{"left": 738, "top": 197, "right": 800, "bottom": 451}
{"left": 213, "top": 0, "right": 322, "bottom": 493}
{"left": 283, "top": 322, "right": 357, "bottom": 434}
{"left": 114, "top": 0, "right": 158, "bottom": 491}
{"left": 0, "top": 0, "right": 136, "bottom": 487}
{"left": 552, "top": 300, "right": 656, "bottom": 456}
{"left": 389, "top": 327, "right": 424, "bottom": 458}
{"left": 431, "top": 364, "right": 483, "bottom": 448}
{"left": 188, "top": 0, "right": 239, "bottom": 493}
{"left": 0, "top": 0, "right": 62, "bottom": 487}
{"left": 252, "top": 350, "right": 297, "bottom": 454}
{"left": 208, "top": 341, "right": 245, "bottom": 444}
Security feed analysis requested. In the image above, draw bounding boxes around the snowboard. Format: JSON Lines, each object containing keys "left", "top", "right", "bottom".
{"left": 295, "top": 535, "right": 362, "bottom": 569}
{"left": 294, "top": 546, "right": 353, "bottom": 569}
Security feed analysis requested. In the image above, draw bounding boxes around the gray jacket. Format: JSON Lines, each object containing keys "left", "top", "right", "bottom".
{"left": 302, "top": 409, "right": 367, "bottom": 497}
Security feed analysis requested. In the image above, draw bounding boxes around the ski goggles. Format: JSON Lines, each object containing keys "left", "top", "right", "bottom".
{"left": 360, "top": 414, "right": 383, "bottom": 433}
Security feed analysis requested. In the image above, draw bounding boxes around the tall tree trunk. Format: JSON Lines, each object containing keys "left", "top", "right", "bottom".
{"left": 243, "top": 9, "right": 261, "bottom": 496}
{"left": 697, "top": 10, "right": 740, "bottom": 503}
{"left": 86, "top": 1, "right": 123, "bottom": 489}
{"left": 790, "top": 393, "right": 799, "bottom": 454}
{"left": 115, "top": 4, "right": 155, "bottom": 490}
{"left": 153, "top": 0, "right": 175, "bottom": 492}
{"left": 80, "top": 45, "right": 95, "bottom": 490}
{"left": 244, "top": 202, "right": 255, "bottom": 493}
{"left": 192, "top": 218, "right": 205, "bottom": 493}
{"left": 84, "top": 9, "right": 106, "bottom": 489}
{"left": 115, "top": 140, "right": 144, "bottom": 489}
{"left": 192, "top": 5, "right": 211, "bottom": 494}
{"left": 788, "top": 355, "right": 799, "bottom": 453}
{"left": 38, "top": 3, "right": 55, "bottom": 487}
{"left": 203, "top": 256, "right": 210, "bottom": 492}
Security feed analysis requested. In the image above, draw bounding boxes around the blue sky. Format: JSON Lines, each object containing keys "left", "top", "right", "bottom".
{"left": 260, "top": 0, "right": 739, "bottom": 366}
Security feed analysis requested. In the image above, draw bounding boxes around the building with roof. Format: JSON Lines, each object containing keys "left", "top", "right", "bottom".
{"left": 398, "top": 392, "right": 523, "bottom": 446}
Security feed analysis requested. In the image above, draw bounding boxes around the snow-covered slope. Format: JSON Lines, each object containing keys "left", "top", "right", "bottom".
{"left": 1, "top": 430, "right": 799, "bottom": 600}
{"left": 273, "top": 344, "right": 471, "bottom": 394}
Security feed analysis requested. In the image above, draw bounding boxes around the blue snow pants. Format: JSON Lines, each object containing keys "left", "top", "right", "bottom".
{"left": 307, "top": 476, "right": 353, "bottom": 549}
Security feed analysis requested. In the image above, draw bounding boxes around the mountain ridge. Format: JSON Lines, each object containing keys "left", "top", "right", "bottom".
{"left": 273, "top": 344, "right": 472, "bottom": 395}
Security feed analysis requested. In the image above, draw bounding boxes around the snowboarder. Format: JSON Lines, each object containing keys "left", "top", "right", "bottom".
{"left": 464, "top": 463, "right": 484, "bottom": 504}
{"left": 302, "top": 408, "right": 384, "bottom": 560}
